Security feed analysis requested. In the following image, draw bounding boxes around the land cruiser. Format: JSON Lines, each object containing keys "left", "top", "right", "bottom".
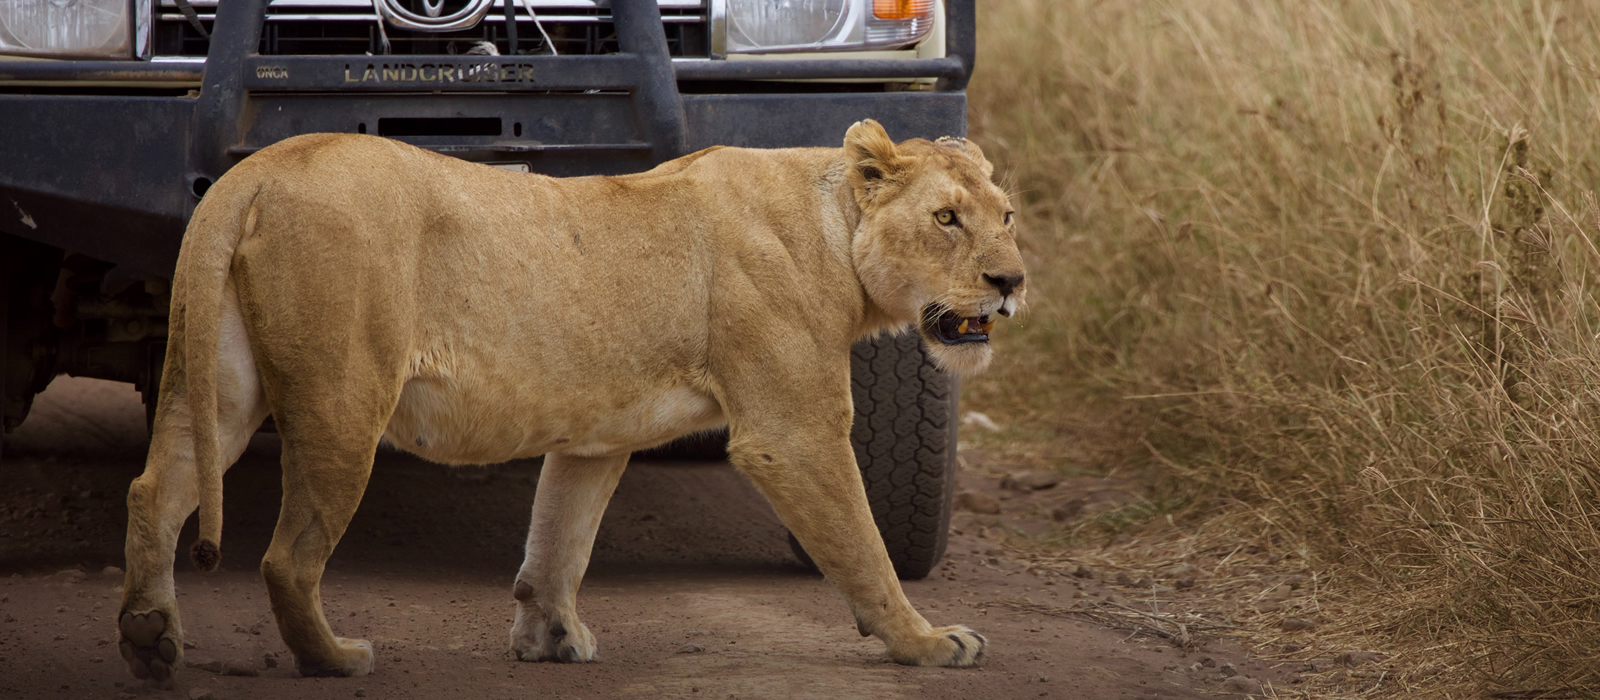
{"left": 0, "top": 0, "right": 976, "bottom": 578}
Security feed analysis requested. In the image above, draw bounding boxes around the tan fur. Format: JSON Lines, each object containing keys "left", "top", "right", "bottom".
{"left": 117, "top": 120, "right": 1026, "bottom": 680}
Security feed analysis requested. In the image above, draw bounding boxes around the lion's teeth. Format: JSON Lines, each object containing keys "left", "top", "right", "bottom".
{"left": 957, "top": 319, "right": 969, "bottom": 334}
{"left": 980, "top": 320, "right": 995, "bottom": 333}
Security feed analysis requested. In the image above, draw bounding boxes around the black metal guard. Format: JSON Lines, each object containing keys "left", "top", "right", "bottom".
{"left": 0, "top": 61, "right": 202, "bottom": 82}
{"left": 183, "top": 0, "right": 692, "bottom": 197}
{"left": 941, "top": 0, "right": 976, "bottom": 91}
{"left": 611, "top": 0, "right": 688, "bottom": 163}
{"left": 187, "top": 0, "right": 267, "bottom": 204}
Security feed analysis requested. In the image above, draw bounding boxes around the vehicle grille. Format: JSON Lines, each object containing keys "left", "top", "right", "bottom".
{"left": 153, "top": 0, "right": 709, "bottom": 58}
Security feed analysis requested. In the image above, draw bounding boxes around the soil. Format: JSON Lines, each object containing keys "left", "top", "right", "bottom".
{"left": 0, "top": 377, "right": 1291, "bottom": 699}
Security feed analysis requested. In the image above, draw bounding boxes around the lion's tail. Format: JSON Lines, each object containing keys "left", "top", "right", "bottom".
{"left": 181, "top": 177, "right": 262, "bottom": 573}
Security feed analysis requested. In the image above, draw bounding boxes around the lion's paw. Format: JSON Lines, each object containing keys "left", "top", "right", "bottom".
{"left": 510, "top": 614, "right": 597, "bottom": 663}
{"left": 297, "top": 637, "right": 374, "bottom": 677}
{"left": 887, "top": 625, "right": 987, "bottom": 668}
{"left": 118, "top": 610, "right": 181, "bottom": 682}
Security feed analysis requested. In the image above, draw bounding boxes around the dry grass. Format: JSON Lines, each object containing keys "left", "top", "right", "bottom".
{"left": 962, "top": 0, "right": 1600, "bottom": 696}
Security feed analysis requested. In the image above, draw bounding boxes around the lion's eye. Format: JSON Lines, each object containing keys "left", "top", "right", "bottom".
{"left": 935, "top": 210, "right": 957, "bottom": 226}
{"left": 1004, "top": 211, "right": 1015, "bottom": 225}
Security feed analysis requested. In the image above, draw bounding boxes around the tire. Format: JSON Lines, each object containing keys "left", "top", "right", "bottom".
{"left": 789, "top": 330, "right": 958, "bottom": 580}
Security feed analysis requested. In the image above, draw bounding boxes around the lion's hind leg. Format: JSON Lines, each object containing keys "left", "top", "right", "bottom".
{"left": 510, "top": 452, "right": 630, "bottom": 663}
{"left": 259, "top": 402, "right": 392, "bottom": 678}
{"left": 119, "top": 282, "right": 269, "bottom": 682}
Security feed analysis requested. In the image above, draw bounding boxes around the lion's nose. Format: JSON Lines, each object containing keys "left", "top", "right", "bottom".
{"left": 982, "top": 273, "right": 1024, "bottom": 297}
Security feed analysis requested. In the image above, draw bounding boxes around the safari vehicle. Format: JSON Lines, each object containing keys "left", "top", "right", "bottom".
{"left": 0, "top": 0, "right": 974, "bottom": 578}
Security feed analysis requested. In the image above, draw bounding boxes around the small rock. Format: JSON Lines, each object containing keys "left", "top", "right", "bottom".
{"left": 1281, "top": 618, "right": 1316, "bottom": 632}
{"left": 101, "top": 566, "right": 124, "bottom": 578}
{"left": 999, "top": 471, "right": 1061, "bottom": 491}
{"left": 1175, "top": 577, "right": 1196, "bottom": 590}
{"left": 354, "top": 689, "right": 367, "bottom": 698}
{"left": 1050, "top": 499, "right": 1085, "bottom": 522}
{"left": 1218, "top": 662, "right": 1238, "bottom": 677}
{"left": 223, "top": 661, "right": 259, "bottom": 677}
{"left": 188, "top": 689, "right": 217, "bottom": 700}
{"left": 677, "top": 643, "right": 705, "bottom": 654}
{"left": 55, "top": 569, "right": 86, "bottom": 585}
{"left": 1111, "top": 533, "right": 1134, "bottom": 546}
{"left": 184, "top": 641, "right": 198, "bottom": 650}
{"left": 953, "top": 491, "right": 1001, "bottom": 515}
{"left": 264, "top": 653, "right": 278, "bottom": 668}
{"left": 1071, "top": 565, "right": 1094, "bottom": 579}
{"left": 960, "top": 411, "right": 1003, "bottom": 432}
{"left": 1200, "top": 657, "right": 1216, "bottom": 668}
{"left": 1282, "top": 642, "right": 1302, "bottom": 653}
{"left": 1114, "top": 572, "right": 1133, "bottom": 587}
{"left": 1221, "top": 676, "right": 1264, "bottom": 695}
{"left": 1335, "top": 650, "right": 1379, "bottom": 667}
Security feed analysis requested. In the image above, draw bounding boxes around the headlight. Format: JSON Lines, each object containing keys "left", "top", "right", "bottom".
{"left": 725, "top": 0, "right": 934, "bottom": 54}
{"left": 0, "top": 0, "right": 147, "bottom": 59}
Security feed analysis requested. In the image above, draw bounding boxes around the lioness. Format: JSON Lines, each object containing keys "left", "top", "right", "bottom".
{"left": 116, "top": 119, "right": 1026, "bottom": 681}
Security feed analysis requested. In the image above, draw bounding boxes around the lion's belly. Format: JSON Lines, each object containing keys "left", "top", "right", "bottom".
{"left": 382, "top": 379, "right": 725, "bottom": 464}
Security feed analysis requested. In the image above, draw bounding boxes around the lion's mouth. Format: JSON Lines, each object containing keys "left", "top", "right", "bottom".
{"left": 923, "top": 307, "right": 995, "bottom": 346}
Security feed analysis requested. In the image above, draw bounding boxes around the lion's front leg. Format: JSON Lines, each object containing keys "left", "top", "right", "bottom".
{"left": 729, "top": 416, "right": 986, "bottom": 667}
{"left": 510, "top": 452, "right": 629, "bottom": 663}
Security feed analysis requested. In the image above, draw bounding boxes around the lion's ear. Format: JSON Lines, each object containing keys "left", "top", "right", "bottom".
{"left": 935, "top": 136, "right": 995, "bottom": 179}
{"left": 844, "top": 119, "right": 906, "bottom": 203}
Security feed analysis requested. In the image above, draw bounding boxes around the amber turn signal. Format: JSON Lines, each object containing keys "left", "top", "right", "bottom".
{"left": 873, "top": 0, "right": 934, "bottom": 21}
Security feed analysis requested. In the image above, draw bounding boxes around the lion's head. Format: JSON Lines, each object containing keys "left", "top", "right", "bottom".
{"left": 844, "top": 119, "right": 1026, "bottom": 377}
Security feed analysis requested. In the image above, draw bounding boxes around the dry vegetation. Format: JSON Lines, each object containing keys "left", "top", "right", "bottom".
{"left": 962, "top": 0, "right": 1600, "bottom": 696}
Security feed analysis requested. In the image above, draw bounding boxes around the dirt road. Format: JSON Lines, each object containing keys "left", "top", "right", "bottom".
{"left": 0, "top": 378, "right": 1280, "bottom": 699}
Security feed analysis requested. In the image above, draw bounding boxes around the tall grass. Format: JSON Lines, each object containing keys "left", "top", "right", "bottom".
{"left": 966, "top": 0, "right": 1600, "bottom": 693}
